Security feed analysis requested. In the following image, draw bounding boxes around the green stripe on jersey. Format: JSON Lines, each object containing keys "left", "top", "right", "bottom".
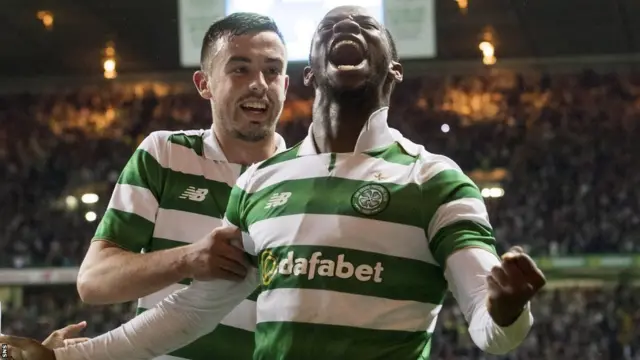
{"left": 118, "top": 148, "right": 167, "bottom": 199}
{"left": 160, "top": 169, "right": 231, "bottom": 220}
{"left": 243, "top": 177, "right": 422, "bottom": 229}
{"left": 364, "top": 142, "right": 418, "bottom": 166}
{"left": 96, "top": 130, "right": 259, "bottom": 360}
{"left": 168, "top": 133, "right": 204, "bottom": 156}
{"left": 254, "top": 321, "right": 432, "bottom": 360}
{"left": 261, "top": 245, "right": 446, "bottom": 304}
{"left": 429, "top": 220, "right": 497, "bottom": 266}
{"left": 256, "top": 143, "right": 302, "bottom": 170}
{"left": 420, "top": 169, "right": 483, "bottom": 229}
{"left": 229, "top": 140, "right": 498, "bottom": 359}
{"left": 137, "top": 308, "right": 255, "bottom": 360}
{"left": 94, "top": 208, "right": 154, "bottom": 252}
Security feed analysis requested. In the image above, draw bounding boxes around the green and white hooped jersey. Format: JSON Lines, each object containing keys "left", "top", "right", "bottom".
{"left": 94, "top": 129, "right": 286, "bottom": 360}
{"left": 225, "top": 108, "right": 498, "bottom": 360}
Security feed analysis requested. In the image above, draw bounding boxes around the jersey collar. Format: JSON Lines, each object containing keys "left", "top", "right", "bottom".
{"left": 297, "top": 107, "right": 419, "bottom": 156}
{"left": 203, "top": 129, "right": 287, "bottom": 162}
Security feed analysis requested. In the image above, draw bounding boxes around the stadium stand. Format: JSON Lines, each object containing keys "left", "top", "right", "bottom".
{"left": 1, "top": 69, "right": 639, "bottom": 359}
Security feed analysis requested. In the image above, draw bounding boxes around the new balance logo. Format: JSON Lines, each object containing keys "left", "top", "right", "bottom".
{"left": 264, "top": 192, "right": 292, "bottom": 209}
{"left": 179, "top": 187, "right": 209, "bottom": 202}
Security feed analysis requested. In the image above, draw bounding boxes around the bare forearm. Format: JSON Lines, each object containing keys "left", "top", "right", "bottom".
{"left": 77, "top": 244, "right": 191, "bottom": 304}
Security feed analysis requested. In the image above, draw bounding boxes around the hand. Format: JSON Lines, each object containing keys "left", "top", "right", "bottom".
{"left": 0, "top": 335, "right": 55, "bottom": 360}
{"left": 42, "top": 321, "right": 90, "bottom": 349}
{"left": 183, "top": 226, "right": 250, "bottom": 281}
{"left": 486, "top": 246, "right": 546, "bottom": 326}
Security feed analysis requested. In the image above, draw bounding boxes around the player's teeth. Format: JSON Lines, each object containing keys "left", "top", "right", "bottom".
{"left": 337, "top": 40, "right": 358, "bottom": 47}
{"left": 338, "top": 65, "right": 356, "bottom": 70}
{"left": 244, "top": 101, "right": 266, "bottom": 109}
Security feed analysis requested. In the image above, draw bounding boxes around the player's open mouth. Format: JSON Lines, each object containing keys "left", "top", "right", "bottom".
{"left": 329, "top": 38, "right": 367, "bottom": 71}
{"left": 239, "top": 100, "right": 269, "bottom": 115}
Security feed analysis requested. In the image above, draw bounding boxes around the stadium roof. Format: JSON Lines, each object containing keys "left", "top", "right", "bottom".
{"left": 2, "top": 0, "right": 640, "bottom": 78}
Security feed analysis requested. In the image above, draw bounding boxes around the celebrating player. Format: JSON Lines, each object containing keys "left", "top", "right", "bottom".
{"left": 0, "top": 5, "right": 545, "bottom": 360}
{"left": 54, "top": 12, "right": 287, "bottom": 360}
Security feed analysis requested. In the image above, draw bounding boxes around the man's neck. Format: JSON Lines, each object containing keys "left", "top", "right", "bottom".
{"left": 213, "top": 128, "right": 277, "bottom": 165}
{"left": 311, "top": 90, "right": 384, "bottom": 154}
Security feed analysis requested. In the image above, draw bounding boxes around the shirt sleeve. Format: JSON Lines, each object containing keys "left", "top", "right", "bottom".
{"left": 444, "top": 248, "right": 533, "bottom": 354}
{"left": 54, "top": 273, "right": 259, "bottom": 360}
{"left": 422, "top": 161, "right": 498, "bottom": 265}
{"left": 421, "top": 158, "right": 532, "bottom": 354}
{"left": 93, "top": 132, "right": 168, "bottom": 252}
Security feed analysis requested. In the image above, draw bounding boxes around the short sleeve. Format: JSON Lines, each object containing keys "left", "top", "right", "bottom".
{"left": 93, "top": 132, "right": 168, "bottom": 252}
{"left": 420, "top": 157, "right": 498, "bottom": 267}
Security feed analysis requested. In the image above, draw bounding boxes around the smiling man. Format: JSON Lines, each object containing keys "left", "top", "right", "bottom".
{"left": 0, "top": 6, "right": 545, "bottom": 360}
{"left": 70, "top": 11, "right": 289, "bottom": 360}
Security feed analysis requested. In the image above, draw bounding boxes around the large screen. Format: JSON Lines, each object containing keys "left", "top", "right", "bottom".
{"left": 178, "top": 0, "right": 434, "bottom": 66}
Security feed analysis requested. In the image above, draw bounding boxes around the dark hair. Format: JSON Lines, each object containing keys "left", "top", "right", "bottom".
{"left": 200, "top": 12, "right": 285, "bottom": 69}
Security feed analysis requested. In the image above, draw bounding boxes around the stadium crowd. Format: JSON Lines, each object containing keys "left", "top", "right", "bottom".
{"left": 1, "top": 69, "right": 639, "bottom": 358}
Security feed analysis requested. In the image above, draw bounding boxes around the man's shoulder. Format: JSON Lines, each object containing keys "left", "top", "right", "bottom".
{"left": 415, "top": 148, "right": 474, "bottom": 189}
{"left": 255, "top": 141, "right": 303, "bottom": 171}
{"left": 389, "top": 129, "right": 462, "bottom": 171}
{"left": 145, "top": 129, "right": 207, "bottom": 146}
{"left": 232, "top": 142, "right": 302, "bottom": 193}
{"left": 389, "top": 129, "right": 467, "bottom": 185}
{"left": 141, "top": 129, "right": 209, "bottom": 155}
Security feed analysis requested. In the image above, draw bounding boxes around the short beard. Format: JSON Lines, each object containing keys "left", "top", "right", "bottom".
{"left": 319, "top": 63, "right": 388, "bottom": 105}
{"left": 232, "top": 127, "right": 270, "bottom": 142}
{"left": 327, "top": 84, "right": 376, "bottom": 104}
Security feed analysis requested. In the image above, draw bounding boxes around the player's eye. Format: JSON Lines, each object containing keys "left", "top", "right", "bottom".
{"left": 360, "top": 22, "right": 376, "bottom": 29}
{"left": 266, "top": 68, "right": 280, "bottom": 75}
{"left": 232, "top": 67, "right": 248, "bottom": 74}
{"left": 319, "top": 22, "right": 333, "bottom": 31}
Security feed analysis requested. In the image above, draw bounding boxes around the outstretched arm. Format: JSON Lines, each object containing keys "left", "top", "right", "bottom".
{"left": 422, "top": 158, "right": 544, "bottom": 354}
{"left": 55, "top": 262, "right": 258, "bottom": 359}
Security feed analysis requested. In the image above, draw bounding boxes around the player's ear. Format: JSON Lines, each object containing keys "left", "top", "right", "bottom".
{"left": 284, "top": 74, "right": 290, "bottom": 95}
{"left": 193, "top": 70, "right": 212, "bottom": 99}
{"left": 303, "top": 66, "right": 314, "bottom": 87}
{"left": 388, "top": 61, "right": 403, "bottom": 83}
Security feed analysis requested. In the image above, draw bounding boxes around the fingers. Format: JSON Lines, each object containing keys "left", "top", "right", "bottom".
{"left": 216, "top": 257, "right": 248, "bottom": 280}
{"left": 489, "top": 266, "right": 510, "bottom": 289}
{"left": 501, "top": 254, "right": 527, "bottom": 286}
{"left": 6, "top": 344, "right": 24, "bottom": 360}
{"left": 506, "top": 246, "right": 524, "bottom": 254}
{"left": 485, "top": 272, "right": 501, "bottom": 290}
{"left": 496, "top": 248, "right": 546, "bottom": 297}
{"left": 63, "top": 338, "right": 91, "bottom": 346}
{"left": 211, "top": 226, "right": 249, "bottom": 265}
{"left": 57, "top": 321, "right": 87, "bottom": 338}
{"left": 0, "top": 335, "right": 35, "bottom": 349}
{"left": 212, "top": 226, "right": 241, "bottom": 241}
{"left": 218, "top": 241, "right": 251, "bottom": 268}
{"left": 516, "top": 255, "right": 546, "bottom": 290}
{"left": 505, "top": 251, "right": 546, "bottom": 291}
